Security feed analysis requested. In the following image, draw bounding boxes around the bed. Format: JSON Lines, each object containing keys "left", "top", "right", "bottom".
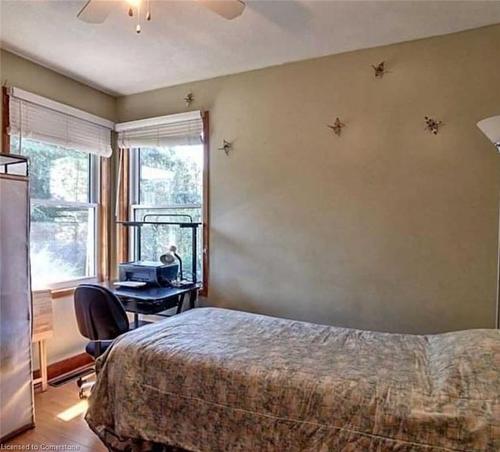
{"left": 86, "top": 307, "right": 500, "bottom": 451}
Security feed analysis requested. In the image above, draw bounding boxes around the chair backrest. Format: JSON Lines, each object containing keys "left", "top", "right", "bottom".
{"left": 74, "top": 284, "right": 129, "bottom": 341}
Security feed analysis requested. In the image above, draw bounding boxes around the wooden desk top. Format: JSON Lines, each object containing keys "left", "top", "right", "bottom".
{"left": 98, "top": 281, "right": 201, "bottom": 302}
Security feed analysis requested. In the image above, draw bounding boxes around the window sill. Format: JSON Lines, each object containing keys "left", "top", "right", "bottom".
{"left": 34, "top": 277, "right": 101, "bottom": 300}
{"left": 50, "top": 287, "right": 76, "bottom": 300}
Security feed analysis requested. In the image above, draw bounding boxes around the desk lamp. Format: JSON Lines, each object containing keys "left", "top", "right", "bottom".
{"left": 160, "top": 245, "right": 183, "bottom": 283}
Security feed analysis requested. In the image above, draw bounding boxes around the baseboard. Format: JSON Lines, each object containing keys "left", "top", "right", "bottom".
{"left": 0, "top": 423, "right": 35, "bottom": 444}
{"left": 33, "top": 352, "right": 93, "bottom": 382}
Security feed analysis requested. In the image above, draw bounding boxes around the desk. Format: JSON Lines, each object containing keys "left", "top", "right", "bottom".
{"left": 98, "top": 282, "right": 200, "bottom": 327}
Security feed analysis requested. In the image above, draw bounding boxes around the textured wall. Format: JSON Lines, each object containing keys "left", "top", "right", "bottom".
{"left": 0, "top": 49, "right": 116, "bottom": 153}
{"left": 118, "top": 25, "right": 500, "bottom": 333}
{"left": 1, "top": 25, "right": 499, "bottom": 363}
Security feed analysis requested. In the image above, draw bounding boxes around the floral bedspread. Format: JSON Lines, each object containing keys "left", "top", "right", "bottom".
{"left": 86, "top": 307, "right": 500, "bottom": 451}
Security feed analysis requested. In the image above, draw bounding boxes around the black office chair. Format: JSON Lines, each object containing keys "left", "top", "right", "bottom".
{"left": 74, "top": 284, "right": 130, "bottom": 357}
{"left": 74, "top": 284, "right": 130, "bottom": 397}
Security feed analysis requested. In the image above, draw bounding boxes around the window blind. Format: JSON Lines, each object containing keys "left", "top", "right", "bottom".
{"left": 116, "top": 111, "right": 203, "bottom": 148}
{"left": 8, "top": 89, "right": 113, "bottom": 157}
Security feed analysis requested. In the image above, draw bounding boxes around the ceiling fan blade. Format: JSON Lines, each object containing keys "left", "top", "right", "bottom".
{"left": 77, "top": 0, "right": 114, "bottom": 24}
{"left": 198, "top": 0, "right": 246, "bottom": 20}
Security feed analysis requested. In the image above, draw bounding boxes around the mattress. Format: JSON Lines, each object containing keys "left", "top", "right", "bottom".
{"left": 86, "top": 307, "right": 500, "bottom": 451}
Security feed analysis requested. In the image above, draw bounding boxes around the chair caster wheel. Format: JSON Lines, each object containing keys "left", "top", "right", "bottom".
{"left": 78, "top": 381, "right": 94, "bottom": 399}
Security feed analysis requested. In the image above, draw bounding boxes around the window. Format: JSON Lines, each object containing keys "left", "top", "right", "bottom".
{"left": 130, "top": 144, "right": 204, "bottom": 282}
{"left": 11, "top": 137, "right": 99, "bottom": 289}
{"left": 117, "top": 110, "right": 208, "bottom": 289}
{"left": 6, "top": 87, "right": 113, "bottom": 289}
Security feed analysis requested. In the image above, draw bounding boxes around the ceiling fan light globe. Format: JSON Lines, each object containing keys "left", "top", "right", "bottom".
{"left": 127, "top": 0, "right": 141, "bottom": 7}
{"left": 199, "top": 0, "right": 246, "bottom": 20}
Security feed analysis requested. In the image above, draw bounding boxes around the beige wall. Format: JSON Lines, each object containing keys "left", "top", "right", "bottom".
{"left": 0, "top": 49, "right": 116, "bottom": 153}
{"left": 1, "top": 24, "right": 500, "bottom": 369}
{"left": 118, "top": 24, "right": 500, "bottom": 334}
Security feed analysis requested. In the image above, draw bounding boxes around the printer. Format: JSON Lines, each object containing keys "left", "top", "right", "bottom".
{"left": 119, "top": 261, "right": 179, "bottom": 286}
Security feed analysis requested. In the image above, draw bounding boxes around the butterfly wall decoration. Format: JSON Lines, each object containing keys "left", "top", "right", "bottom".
{"left": 184, "top": 92, "right": 194, "bottom": 107}
{"left": 218, "top": 140, "right": 233, "bottom": 155}
{"left": 328, "top": 118, "right": 346, "bottom": 136}
{"left": 371, "top": 61, "right": 387, "bottom": 78}
{"left": 425, "top": 116, "right": 443, "bottom": 135}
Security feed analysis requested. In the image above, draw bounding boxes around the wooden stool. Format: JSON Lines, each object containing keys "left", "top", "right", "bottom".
{"left": 32, "top": 290, "right": 53, "bottom": 391}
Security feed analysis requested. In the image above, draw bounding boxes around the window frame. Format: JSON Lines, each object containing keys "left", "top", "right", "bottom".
{"left": 2, "top": 87, "right": 111, "bottom": 294}
{"left": 127, "top": 135, "right": 209, "bottom": 295}
{"left": 17, "top": 141, "right": 101, "bottom": 290}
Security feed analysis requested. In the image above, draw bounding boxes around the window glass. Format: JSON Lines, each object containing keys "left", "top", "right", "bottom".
{"left": 11, "top": 137, "right": 90, "bottom": 203}
{"left": 30, "top": 206, "right": 95, "bottom": 286}
{"left": 11, "top": 137, "right": 97, "bottom": 288}
{"left": 133, "top": 145, "right": 203, "bottom": 282}
{"left": 133, "top": 207, "right": 202, "bottom": 280}
{"left": 139, "top": 145, "right": 202, "bottom": 206}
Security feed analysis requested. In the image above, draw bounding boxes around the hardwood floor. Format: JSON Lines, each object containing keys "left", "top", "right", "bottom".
{"left": 5, "top": 383, "right": 107, "bottom": 451}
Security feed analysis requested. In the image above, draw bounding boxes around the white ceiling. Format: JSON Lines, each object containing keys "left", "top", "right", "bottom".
{"left": 1, "top": 0, "right": 500, "bottom": 96}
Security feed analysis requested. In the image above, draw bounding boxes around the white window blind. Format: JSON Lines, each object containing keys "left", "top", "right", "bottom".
{"left": 116, "top": 111, "right": 203, "bottom": 148}
{"left": 8, "top": 88, "right": 113, "bottom": 157}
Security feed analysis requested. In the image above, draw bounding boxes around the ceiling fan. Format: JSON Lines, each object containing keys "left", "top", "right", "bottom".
{"left": 77, "top": 0, "right": 246, "bottom": 33}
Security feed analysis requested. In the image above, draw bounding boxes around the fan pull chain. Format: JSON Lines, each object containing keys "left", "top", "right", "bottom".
{"left": 136, "top": 0, "right": 141, "bottom": 33}
{"left": 126, "top": 0, "right": 150, "bottom": 33}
